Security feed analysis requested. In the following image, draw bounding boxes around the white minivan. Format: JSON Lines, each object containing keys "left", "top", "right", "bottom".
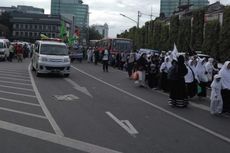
{"left": 31, "top": 40, "right": 71, "bottom": 77}
{"left": 0, "top": 39, "right": 9, "bottom": 61}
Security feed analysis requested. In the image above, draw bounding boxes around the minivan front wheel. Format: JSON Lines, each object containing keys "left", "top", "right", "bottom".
{"left": 64, "top": 74, "right": 70, "bottom": 77}
{"left": 36, "top": 70, "right": 41, "bottom": 77}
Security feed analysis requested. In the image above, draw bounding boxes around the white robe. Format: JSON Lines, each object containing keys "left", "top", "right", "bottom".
{"left": 205, "top": 58, "right": 215, "bottom": 82}
{"left": 196, "top": 58, "right": 208, "bottom": 83}
{"left": 210, "top": 77, "right": 223, "bottom": 114}
{"left": 219, "top": 61, "right": 230, "bottom": 90}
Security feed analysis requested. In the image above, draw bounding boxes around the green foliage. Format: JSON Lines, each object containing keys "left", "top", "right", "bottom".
{"left": 160, "top": 24, "right": 170, "bottom": 51}
{"left": 219, "top": 6, "right": 230, "bottom": 62}
{"left": 177, "top": 18, "right": 191, "bottom": 52}
{"left": 202, "top": 20, "right": 220, "bottom": 60}
{"left": 152, "top": 21, "right": 162, "bottom": 49}
{"left": 191, "top": 9, "right": 205, "bottom": 51}
{"left": 89, "top": 27, "right": 103, "bottom": 40}
{"left": 170, "top": 15, "right": 179, "bottom": 49}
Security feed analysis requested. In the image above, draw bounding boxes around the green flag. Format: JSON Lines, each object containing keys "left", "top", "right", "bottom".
{"left": 60, "top": 21, "right": 67, "bottom": 39}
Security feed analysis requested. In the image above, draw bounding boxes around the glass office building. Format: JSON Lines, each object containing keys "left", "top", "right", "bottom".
{"left": 160, "top": 0, "right": 209, "bottom": 17}
{"left": 51, "top": 0, "right": 89, "bottom": 28}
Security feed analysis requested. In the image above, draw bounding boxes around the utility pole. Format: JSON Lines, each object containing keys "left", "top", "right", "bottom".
{"left": 137, "top": 11, "right": 141, "bottom": 28}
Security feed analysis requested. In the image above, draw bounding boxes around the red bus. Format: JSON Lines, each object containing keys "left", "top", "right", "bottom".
{"left": 96, "top": 38, "right": 133, "bottom": 55}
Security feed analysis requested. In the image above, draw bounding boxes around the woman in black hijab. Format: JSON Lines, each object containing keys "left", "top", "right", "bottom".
{"left": 168, "top": 55, "right": 188, "bottom": 107}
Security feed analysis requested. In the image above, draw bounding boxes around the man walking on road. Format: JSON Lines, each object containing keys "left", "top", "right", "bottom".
{"left": 102, "top": 47, "right": 110, "bottom": 72}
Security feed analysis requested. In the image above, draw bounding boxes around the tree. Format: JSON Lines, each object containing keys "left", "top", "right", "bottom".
{"left": 177, "top": 17, "right": 191, "bottom": 52}
{"left": 202, "top": 20, "right": 220, "bottom": 60}
{"left": 152, "top": 21, "right": 162, "bottom": 50}
{"left": 170, "top": 15, "right": 179, "bottom": 49}
{"left": 219, "top": 6, "right": 230, "bottom": 62}
{"left": 160, "top": 24, "right": 170, "bottom": 51}
{"left": 191, "top": 9, "right": 205, "bottom": 51}
{"left": 89, "top": 27, "right": 103, "bottom": 40}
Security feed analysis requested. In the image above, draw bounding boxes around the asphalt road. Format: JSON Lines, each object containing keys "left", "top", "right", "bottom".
{"left": 0, "top": 59, "right": 229, "bottom": 153}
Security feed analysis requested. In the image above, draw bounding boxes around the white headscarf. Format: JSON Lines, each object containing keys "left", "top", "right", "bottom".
{"left": 196, "top": 58, "right": 208, "bottom": 82}
{"left": 211, "top": 74, "right": 222, "bottom": 90}
{"left": 196, "top": 58, "right": 206, "bottom": 74}
{"left": 219, "top": 61, "right": 230, "bottom": 89}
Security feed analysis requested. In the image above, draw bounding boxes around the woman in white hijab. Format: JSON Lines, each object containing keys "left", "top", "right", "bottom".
{"left": 205, "top": 58, "right": 219, "bottom": 84}
{"left": 160, "top": 56, "right": 172, "bottom": 92}
{"left": 210, "top": 74, "right": 223, "bottom": 115}
{"left": 196, "top": 58, "right": 208, "bottom": 98}
{"left": 219, "top": 61, "right": 230, "bottom": 113}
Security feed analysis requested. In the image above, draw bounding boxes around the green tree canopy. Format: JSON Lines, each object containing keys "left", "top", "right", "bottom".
{"left": 202, "top": 20, "right": 220, "bottom": 60}
{"left": 191, "top": 9, "right": 205, "bottom": 51}
{"left": 89, "top": 27, "right": 103, "bottom": 40}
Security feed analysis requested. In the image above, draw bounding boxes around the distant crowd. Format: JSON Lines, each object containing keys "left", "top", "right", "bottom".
{"left": 86, "top": 47, "right": 230, "bottom": 115}
{"left": 7, "top": 43, "right": 31, "bottom": 62}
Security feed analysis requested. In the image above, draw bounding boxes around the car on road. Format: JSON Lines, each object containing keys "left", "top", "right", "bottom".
{"left": 69, "top": 45, "right": 83, "bottom": 62}
{"left": 0, "top": 39, "right": 9, "bottom": 61}
{"left": 138, "top": 48, "right": 160, "bottom": 57}
{"left": 31, "top": 40, "right": 71, "bottom": 77}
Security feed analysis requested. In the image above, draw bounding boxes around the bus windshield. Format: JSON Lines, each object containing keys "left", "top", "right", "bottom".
{"left": 113, "top": 40, "right": 132, "bottom": 52}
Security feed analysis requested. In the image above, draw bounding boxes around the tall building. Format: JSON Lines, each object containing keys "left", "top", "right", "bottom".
{"left": 160, "top": 0, "right": 209, "bottom": 17}
{"left": 51, "top": 0, "right": 89, "bottom": 28}
{"left": 8, "top": 12, "right": 72, "bottom": 42}
{"left": 0, "top": 5, "right": 44, "bottom": 15}
{"left": 91, "top": 23, "right": 109, "bottom": 38}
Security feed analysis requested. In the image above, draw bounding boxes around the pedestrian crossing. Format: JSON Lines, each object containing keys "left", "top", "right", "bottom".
{"left": 0, "top": 63, "right": 55, "bottom": 133}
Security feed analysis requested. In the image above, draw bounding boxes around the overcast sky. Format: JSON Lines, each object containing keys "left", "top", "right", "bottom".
{"left": 1, "top": 0, "right": 229, "bottom": 37}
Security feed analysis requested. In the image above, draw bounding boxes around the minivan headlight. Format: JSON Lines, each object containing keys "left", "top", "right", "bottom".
{"left": 64, "top": 58, "right": 70, "bottom": 63}
{"left": 39, "top": 57, "right": 48, "bottom": 62}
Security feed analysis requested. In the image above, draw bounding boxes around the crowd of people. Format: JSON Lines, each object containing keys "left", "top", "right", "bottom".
{"left": 87, "top": 47, "right": 229, "bottom": 116}
{"left": 6, "top": 43, "right": 31, "bottom": 62}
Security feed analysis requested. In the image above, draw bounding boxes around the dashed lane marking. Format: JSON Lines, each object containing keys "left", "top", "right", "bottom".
{"left": 0, "top": 90, "right": 36, "bottom": 98}
{"left": 0, "top": 97, "right": 40, "bottom": 107}
{"left": 0, "top": 73, "right": 30, "bottom": 79}
{"left": 0, "top": 106, "right": 47, "bottom": 119}
{"left": 0, "top": 76, "right": 30, "bottom": 82}
{"left": 0, "top": 80, "right": 32, "bottom": 86}
{"left": 0, "top": 70, "right": 30, "bottom": 77}
{"left": 0, "top": 84, "right": 34, "bottom": 92}
{"left": 71, "top": 65, "right": 230, "bottom": 144}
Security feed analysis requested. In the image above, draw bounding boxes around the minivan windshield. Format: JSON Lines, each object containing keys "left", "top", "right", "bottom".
{"left": 0, "top": 42, "right": 4, "bottom": 48}
{"left": 40, "top": 44, "right": 68, "bottom": 55}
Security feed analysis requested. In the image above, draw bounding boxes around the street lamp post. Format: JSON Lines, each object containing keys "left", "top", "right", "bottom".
{"left": 120, "top": 11, "right": 155, "bottom": 28}
{"left": 120, "top": 13, "right": 140, "bottom": 28}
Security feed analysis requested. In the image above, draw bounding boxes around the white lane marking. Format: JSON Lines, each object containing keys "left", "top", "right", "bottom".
{"left": 28, "top": 64, "right": 64, "bottom": 136}
{"left": 0, "top": 70, "right": 30, "bottom": 77}
{"left": 190, "top": 103, "right": 210, "bottom": 111}
{"left": 0, "top": 120, "right": 122, "bottom": 153}
{"left": 0, "top": 69, "right": 27, "bottom": 73}
{"left": 0, "top": 84, "right": 34, "bottom": 92}
{"left": 54, "top": 94, "right": 79, "bottom": 101}
{"left": 0, "top": 97, "right": 40, "bottom": 107}
{"left": 155, "top": 90, "right": 210, "bottom": 112}
{"left": 106, "top": 111, "right": 138, "bottom": 136}
{"left": 0, "top": 73, "right": 30, "bottom": 79}
{"left": 65, "top": 78, "right": 93, "bottom": 98}
{"left": 71, "top": 66, "right": 230, "bottom": 144}
{"left": 0, "top": 80, "right": 32, "bottom": 86}
{"left": 0, "top": 90, "right": 36, "bottom": 98}
{"left": 0, "top": 106, "right": 47, "bottom": 119}
{"left": 0, "top": 76, "right": 30, "bottom": 82}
